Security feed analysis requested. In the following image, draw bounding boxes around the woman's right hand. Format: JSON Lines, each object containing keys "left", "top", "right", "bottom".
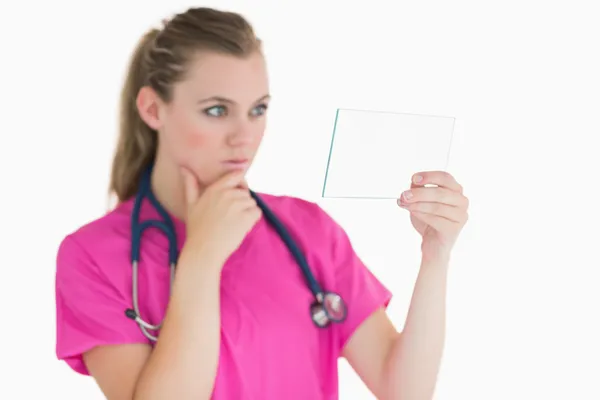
{"left": 180, "top": 168, "right": 262, "bottom": 265}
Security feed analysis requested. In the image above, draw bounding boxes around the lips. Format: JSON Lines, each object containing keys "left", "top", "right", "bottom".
{"left": 222, "top": 159, "right": 250, "bottom": 170}
{"left": 225, "top": 159, "right": 248, "bottom": 163}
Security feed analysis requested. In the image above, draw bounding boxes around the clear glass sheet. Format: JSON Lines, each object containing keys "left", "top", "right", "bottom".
{"left": 322, "top": 108, "right": 455, "bottom": 199}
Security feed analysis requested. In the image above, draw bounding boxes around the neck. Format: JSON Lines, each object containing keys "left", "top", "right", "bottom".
{"left": 150, "top": 153, "right": 204, "bottom": 222}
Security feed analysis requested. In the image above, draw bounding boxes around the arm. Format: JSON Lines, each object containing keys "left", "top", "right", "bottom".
{"left": 343, "top": 257, "right": 449, "bottom": 400}
{"left": 84, "top": 244, "right": 223, "bottom": 400}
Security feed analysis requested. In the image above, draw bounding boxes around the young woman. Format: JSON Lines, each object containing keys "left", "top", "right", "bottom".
{"left": 54, "top": 7, "right": 469, "bottom": 400}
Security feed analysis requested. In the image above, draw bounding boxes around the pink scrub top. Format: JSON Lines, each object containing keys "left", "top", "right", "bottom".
{"left": 55, "top": 193, "right": 392, "bottom": 399}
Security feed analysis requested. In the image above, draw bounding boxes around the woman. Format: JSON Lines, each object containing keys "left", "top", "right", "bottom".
{"left": 54, "top": 7, "right": 469, "bottom": 400}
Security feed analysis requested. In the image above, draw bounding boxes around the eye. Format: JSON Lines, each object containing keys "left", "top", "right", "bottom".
{"left": 250, "top": 104, "right": 268, "bottom": 117}
{"left": 203, "top": 105, "right": 227, "bottom": 117}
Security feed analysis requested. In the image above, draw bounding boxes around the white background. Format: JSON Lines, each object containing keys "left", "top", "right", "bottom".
{"left": 323, "top": 109, "right": 455, "bottom": 199}
{"left": 1, "top": 0, "right": 599, "bottom": 399}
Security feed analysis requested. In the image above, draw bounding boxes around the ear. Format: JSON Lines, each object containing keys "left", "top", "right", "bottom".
{"left": 136, "top": 86, "right": 163, "bottom": 131}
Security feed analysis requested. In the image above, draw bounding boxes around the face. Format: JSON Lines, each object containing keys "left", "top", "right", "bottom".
{"left": 143, "top": 50, "right": 270, "bottom": 187}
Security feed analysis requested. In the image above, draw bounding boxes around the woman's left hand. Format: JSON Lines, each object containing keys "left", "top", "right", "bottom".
{"left": 397, "top": 171, "right": 469, "bottom": 262}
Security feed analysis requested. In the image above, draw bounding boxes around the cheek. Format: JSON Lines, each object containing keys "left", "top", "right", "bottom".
{"left": 178, "top": 128, "right": 216, "bottom": 175}
{"left": 252, "top": 124, "right": 266, "bottom": 146}
{"left": 161, "top": 117, "right": 213, "bottom": 168}
{"left": 183, "top": 128, "right": 208, "bottom": 148}
{"left": 169, "top": 112, "right": 210, "bottom": 149}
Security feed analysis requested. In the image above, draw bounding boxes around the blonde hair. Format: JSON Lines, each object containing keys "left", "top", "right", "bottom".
{"left": 109, "top": 7, "right": 261, "bottom": 202}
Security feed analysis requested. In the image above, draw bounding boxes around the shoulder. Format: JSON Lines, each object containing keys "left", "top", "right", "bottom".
{"left": 56, "top": 201, "right": 132, "bottom": 279}
{"left": 251, "top": 192, "right": 348, "bottom": 253}
{"left": 254, "top": 193, "right": 339, "bottom": 231}
{"left": 54, "top": 201, "right": 150, "bottom": 375}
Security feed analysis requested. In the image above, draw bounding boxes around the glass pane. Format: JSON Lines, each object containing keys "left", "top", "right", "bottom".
{"left": 322, "top": 108, "right": 455, "bottom": 199}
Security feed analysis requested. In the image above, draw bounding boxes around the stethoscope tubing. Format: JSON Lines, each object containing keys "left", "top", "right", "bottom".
{"left": 249, "top": 190, "right": 325, "bottom": 300}
{"left": 126, "top": 167, "right": 346, "bottom": 340}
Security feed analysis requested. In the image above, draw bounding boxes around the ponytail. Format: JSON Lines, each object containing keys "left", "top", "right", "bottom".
{"left": 108, "top": 28, "right": 160, "bottom": 203}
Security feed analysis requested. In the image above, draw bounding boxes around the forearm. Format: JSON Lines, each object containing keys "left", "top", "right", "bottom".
{"left": 384, "top": 258, "right": 449, "bottom": 400}
{"left": 134, "top": 245, "right": 223, "bottom": 400}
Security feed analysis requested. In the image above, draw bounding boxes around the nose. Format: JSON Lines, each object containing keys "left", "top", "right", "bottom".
{"left": 226, "top": 121, "right": 256, "bottom": 146}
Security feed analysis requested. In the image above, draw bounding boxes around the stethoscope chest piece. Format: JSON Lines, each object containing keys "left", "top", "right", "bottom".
{"left": 310, "top": 292, "right": 347, "bottom": 328}
{"left": 127, "top": 169, "right": 350, "bottom": 340}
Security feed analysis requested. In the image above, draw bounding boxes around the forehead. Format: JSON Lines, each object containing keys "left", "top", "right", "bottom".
{"left": 175, "top": 51, "right": 269, "bottom": 102}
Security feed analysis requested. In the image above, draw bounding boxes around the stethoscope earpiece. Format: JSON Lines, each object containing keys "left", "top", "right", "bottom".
{"left": 125, "top": 309, "right": 137, "bottom": 320}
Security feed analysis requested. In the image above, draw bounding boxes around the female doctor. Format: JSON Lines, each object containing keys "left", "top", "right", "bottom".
{"left": 54, "top": 7, "right": 469, "bottom": 400}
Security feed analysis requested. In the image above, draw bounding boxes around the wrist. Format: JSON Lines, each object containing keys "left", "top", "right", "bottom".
{"left": 180, "top": 240, "right": 226, "bottom": 272}
{"left": 420, "top": 254, "right": 450, "bottom": 270}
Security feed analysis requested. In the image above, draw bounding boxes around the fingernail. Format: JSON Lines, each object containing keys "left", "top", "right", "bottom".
{"left": 403, "top": 190, "right": 413, "bottom": 200}
{"left": 413, "top": 175, "right": 423, "bottom": 183}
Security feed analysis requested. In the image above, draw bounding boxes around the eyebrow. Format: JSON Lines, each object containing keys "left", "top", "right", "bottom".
{"left": 197, "top": 94, "right": 271, "bottom": 105}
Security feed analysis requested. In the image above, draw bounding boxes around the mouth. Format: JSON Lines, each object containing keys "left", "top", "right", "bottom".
{"left": 222, "top": 159, "right": 250, "bottom": 169}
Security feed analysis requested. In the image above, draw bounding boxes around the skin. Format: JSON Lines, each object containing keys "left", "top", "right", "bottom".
{"left": 142, "top": 51, "right": 270, "bottom": 221}
{"left": 84, "top": 49, "right": 470, "bottom": 400}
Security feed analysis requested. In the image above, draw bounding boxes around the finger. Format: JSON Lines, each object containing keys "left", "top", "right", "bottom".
{"left": 180, "top": 167, "right": 200, "bottom": 204}
{"left": 242, "top": 198, "right": 260, "bottom": 211}
{"left": 225, "top": 190, "right": 257, "bottom": 207}
{"left": 411, "top": 171, "right": 463, "bottom": 193}
{"left": 398, "top": 201, "right": 467, "bottom": 223}
{"left": 237, "top": 178, "right": 250, "bottom": 190}
{"left": 211, "top": 170, "right": 248, "bottom": 191}
{"left": 240, "top": 207, "right": 263, "bottom": 229}
{"left": 243, "top": 203, "right": 262, "bottom": 216}
{"left": 400, "top": 187, "right": 468, "bottom": 208}
{"left": 229, "top": 198, "right": 261, "bottom": 223}
{"left": 409, "top": 210, "right": 456, "bottom": 232}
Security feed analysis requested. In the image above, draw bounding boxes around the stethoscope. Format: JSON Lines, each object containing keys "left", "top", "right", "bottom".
{"left": 125, "top": 165, "right": 347, "bottom": 341}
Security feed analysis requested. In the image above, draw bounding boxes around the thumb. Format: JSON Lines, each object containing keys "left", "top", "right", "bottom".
{"left": 238, "top": 177, "right": 249, "bottom": 190}
{"left": 180, "top": 167, "right": 200, "bottom": 205}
